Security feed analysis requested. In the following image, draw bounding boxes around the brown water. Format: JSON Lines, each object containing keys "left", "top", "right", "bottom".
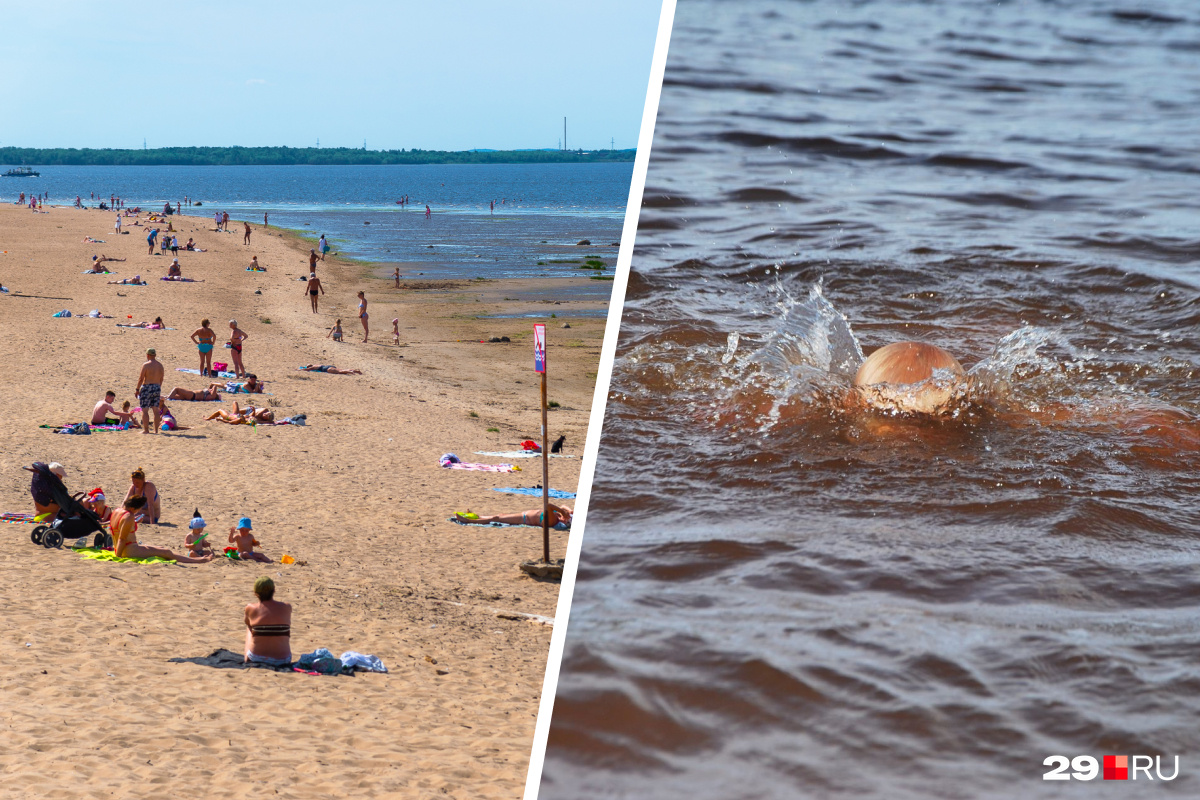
{"left": 540, "top": 1, "right": 1200, "bottom": 798}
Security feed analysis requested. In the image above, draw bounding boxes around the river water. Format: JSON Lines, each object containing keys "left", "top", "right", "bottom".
{"left": 541, "top": 2, "right": 1200, "bottom": 798}
{"left": 3, "top": 163, "right": 632, "bottom": 280}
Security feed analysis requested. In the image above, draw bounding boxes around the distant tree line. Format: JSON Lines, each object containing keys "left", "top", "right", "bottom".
{"left": 0, "top": 146, "right": 636, "bottom": 166}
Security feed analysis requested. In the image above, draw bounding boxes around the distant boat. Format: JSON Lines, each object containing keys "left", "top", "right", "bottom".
{"left": 3, "top": 167, "right": 39, "bottom": 177}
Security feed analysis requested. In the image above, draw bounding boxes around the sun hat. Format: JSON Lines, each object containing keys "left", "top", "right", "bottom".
{"left": 48, "top": 462, "right": 67, "bottom": 477}
{"left": 189, "top": 517, "right": 206, "bottom": 530}
{"left": 237, "top": 517, "right": 253, "bottom": 529}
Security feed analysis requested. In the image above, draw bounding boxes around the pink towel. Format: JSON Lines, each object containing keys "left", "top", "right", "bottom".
{"left": 442, "top": 462, "right": 517, "bottom": 472}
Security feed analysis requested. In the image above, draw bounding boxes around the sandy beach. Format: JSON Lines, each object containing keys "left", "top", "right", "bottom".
{"left": 0, "top": 201, "right": 605, "bottom": 798}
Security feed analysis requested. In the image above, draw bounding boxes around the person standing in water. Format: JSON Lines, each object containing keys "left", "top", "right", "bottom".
{"left": 305, "top": 273, "right": 324, "bottom": 313}
{"left": 191, "top": 318, "right": 217, "bottom": 376}
{"left": 228, "top": 319, "right": 249, "bottom": 378}
{"left": 357, "top": 291, "right": 369, "bottom": 343}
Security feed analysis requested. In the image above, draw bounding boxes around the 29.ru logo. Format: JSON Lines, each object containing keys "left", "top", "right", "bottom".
{"left": 1043, "top": 755, "right": 1180, "bottom": 781}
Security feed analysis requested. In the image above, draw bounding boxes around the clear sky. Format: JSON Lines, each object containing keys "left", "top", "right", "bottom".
{"left": 2, "top": 1, "right": 662, "bottom": 152}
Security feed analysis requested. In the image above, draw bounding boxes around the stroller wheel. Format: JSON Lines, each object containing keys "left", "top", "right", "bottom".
{"left": 94, "top": 532, "right": 107, "bottom": 549}
{"left": 31, "top": 526, "right": 47, "bottom": 545}
{"left": 105, "top": 533, "right": 114, "bottom": 549}
{"left": 43, "top": 529, "right": 64, "bottom": 549}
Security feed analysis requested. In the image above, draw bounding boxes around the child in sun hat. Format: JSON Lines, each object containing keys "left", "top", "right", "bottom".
{"left": 229, "top": 516, "right": 271, "bottom": 562}
{"left": 185, "top": 510, "right": 213, "bottom": 557}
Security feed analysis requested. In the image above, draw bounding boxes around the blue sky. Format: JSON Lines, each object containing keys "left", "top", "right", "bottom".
{"left": 2, "top": 1, "right": 662, "bottom": 151}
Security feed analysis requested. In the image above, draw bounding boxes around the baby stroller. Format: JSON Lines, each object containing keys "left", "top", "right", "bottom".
{"left": 25, "top": 463, "right": 112, "bottom": 550}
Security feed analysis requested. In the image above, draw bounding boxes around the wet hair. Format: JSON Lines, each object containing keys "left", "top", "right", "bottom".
{"left": 131, "top": 468, "right": 146, "bottom": 481}
{"left": 124, "top": 495, "right": 147, "bottom": 510}
{"left": 254, "top": 576, "right": 276, "bottom": 601}
{"left": 854, "top": 342, "right": 965, "bottom": 388}
{"left": 105, "top": 390, "right": 115, "bottom": 398}
{"left": 201, "top": 318, "right": 209, "bottom": 327}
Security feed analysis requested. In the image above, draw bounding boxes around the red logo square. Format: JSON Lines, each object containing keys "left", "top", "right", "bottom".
{"left": 1104, "top": 755, "right": 1128, "bottom": 780}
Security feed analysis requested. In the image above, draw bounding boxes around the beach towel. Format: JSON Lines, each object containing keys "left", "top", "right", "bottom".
{"left": 493, "top": 487, "right": 576, "bottom": 499}
{"left": 444, "top": 462, "right": 518, "bottom": 472}
{"left": 168, "top": 649, "right": 294, "bottom": 672}
{"left": 117, "top": 324, "right": 175, "bottom": 329}
{"left": 474, "top": 451, "right": 577, "bottom": 459}
{"left": 177, "top": 367, "right": 239, "bottom": 379}
{"left": 41, "top": 422, "right": 130, "bottom": 432}
{"left": 1, "top": 512, "right": 38, "bottom": 525}
{"left": 449, "top": 516, "right": 570, "bottom": 531}
{"left": 76, "top": 547, "right": 172, "bottom": 565}
{"left": 440, "top": 454, "right": 518, "bottom": 472}
{"left": 161, "top": 276, "right": 201, "bottom": 282}
{"left": 80, "top": 269, "right": 114, "bottom": 274}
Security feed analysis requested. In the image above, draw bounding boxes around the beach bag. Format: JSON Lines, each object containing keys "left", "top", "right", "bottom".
{"left": 213, "top": 361, "right": 228, "bottom": 371}
{"left": 53, "top": 309, "right": 73, "bottom": 318}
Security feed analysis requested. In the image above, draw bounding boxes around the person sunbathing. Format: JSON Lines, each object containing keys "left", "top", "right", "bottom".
{"left": 158, "top": 400, "right": 189, "bottom": 431}
{"left": 110, "top": 496, "right": 212, "bottom": 563}
{"left": 168, "top": 384, "right": 223, "bottom": 401}
{"left": 108, "top": 276, "right": 146, "bottom": 285}
{"left": 205, "top": 401, "right": 275, "bottom": 424}
{"left": 167, "top": 259, "right": 182, "bottom": 278}
{"left": 124, "top": 468, "right": 161, "bottom": 523}
{"left": 229, "top": 517, "right": 272, "bottom": 562}
{"left": 300, "top": 364, "right": 362, "bottom": 374}
{"left": 223, "top": 374, "right": 263, "bottom": 393}
{"left": 455, "top": 504, "right": 573, "bottom": 527}
{"left": 123, "top": 316, "right": 165, "bottom": 328}
{"left": 244, "top": 576, "right": 291, "bottom": 665}
{"left": 248, "top": 256, "right": 265, "bottom": 271}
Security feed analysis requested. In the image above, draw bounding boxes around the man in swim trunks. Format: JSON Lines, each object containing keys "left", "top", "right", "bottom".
{"left": 92, "top": 390, "right": 133, "bottom": 425}
{"left": 305, "top": 273, "right": 324, "bottom": 313}
{"left": 300, "top": 364, "right": 362, "bottom": 374}
{"left": 191, "top": 318, "right": 216, "bottom": 376}
{"left": 135, "top": 348, "right": 165, "bottom": 434}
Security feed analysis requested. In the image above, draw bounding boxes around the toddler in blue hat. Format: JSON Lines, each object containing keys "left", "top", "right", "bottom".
{"left": 229, "top": 516, "right": 272, "bottom": 562}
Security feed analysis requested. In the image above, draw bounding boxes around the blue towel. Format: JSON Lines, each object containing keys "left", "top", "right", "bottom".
{"left": 492, "top": 487, "right": 576, "bottom": 499}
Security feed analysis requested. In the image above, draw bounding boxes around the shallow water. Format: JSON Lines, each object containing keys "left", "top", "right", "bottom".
{"left": 542, "top": 1, "right": 1200, "bottom": 798}
{"left": 5, "top": 163, "right": 631, "bottom": 279}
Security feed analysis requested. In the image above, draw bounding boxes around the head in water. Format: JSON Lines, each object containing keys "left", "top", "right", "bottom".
{"left": 854, "top": 341, "right": 967, "bottom": 415}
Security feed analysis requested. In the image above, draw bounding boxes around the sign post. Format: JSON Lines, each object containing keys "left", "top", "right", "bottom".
{"left": 533, "top": 323, "right": 550, "bottom": 563}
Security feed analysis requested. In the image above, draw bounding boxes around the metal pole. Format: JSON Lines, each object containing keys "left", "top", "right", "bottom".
{"left": 541, "top": 369, "right": 550, "bottom": 563}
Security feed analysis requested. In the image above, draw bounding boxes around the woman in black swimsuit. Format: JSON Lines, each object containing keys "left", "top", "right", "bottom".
{"left": 305, "top": 273, "right": 324, "bottom": 313}
{"left": 244, "top": 577, "right": 292, "bottom": 665}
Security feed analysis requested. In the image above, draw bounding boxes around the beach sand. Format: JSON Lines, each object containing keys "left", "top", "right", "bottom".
{"left": 0, "top": 203, "right": 605, "bottom": 798}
